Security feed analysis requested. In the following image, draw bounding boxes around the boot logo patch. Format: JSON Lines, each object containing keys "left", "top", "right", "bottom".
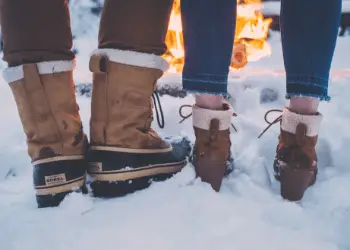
{"left": 88, "top": 162, "right": 102, "bottom": 173}
{"left": 45, "top": 174, "right": 67, "bottom": 186}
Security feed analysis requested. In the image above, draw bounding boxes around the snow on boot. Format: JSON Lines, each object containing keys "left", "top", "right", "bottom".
{"left": 259, "top": 108, "right": 322, "bottom": 201}
{"left": 191, "top": 104, "right": 234, "bottom": 191}
{"left": 87, "top": 49, "right": 191, "bottom": 197}
{"left": 4, "top": 61, "right": 88, "bottom": 208}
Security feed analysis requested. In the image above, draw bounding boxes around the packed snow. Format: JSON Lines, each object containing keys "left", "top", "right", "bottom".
{"left": 1, "top": 6, "right": 350, "bottom": 250}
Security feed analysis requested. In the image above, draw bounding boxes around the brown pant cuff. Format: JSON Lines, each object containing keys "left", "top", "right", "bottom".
{"left": 98, "top": 0, "right": 174, "bottom": 55}
{"left": 0, "top": 0, "right": 74, "bottom": 66}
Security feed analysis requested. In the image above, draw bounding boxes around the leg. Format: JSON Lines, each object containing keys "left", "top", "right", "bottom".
{"left": 0, "top": 0, "right": 74, "bottom": 66}
{"left": 98, "top": 0, "right": 172, "bottom": 55}
{"left": 181, "top": 0, "right": 237, "bottom": 191}
{"left": 273, "top": 0, "right": 341, "bottom": 200}
{"left": 87, "top": 0, "right": 191, "bottom": 197}
{"left": 0, "top": 0, "right": 88, "bottom": 208}
{"left": 281, "top": 0, "right": 341, "bottom": 103}
{"left": 181, "top": 0, "right": 236, "bottom": 101}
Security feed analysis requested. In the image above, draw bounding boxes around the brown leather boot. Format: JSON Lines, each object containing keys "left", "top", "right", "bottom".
{"left": 87, "top": 49, "right": 191, "bottom": 197}
{"left": 3, "top": 60, "right": 88, "bottom": 208}
{"left": 259, "top": 108, "right": 322, "bottom": 201}
{"left": 191, "top": 104, "right": 234, "bottom": 191}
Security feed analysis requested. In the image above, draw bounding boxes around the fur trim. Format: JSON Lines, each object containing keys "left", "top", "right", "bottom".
{"left": 281, "top": 108, "right": 323, "bottom": 137}
{"left": 91, "top": 49, "right": 169, "bottom": 72}
{"left": 3, "top": 60, "right": 75, "bottom": 84}
{"left": 192, "top": 105, "right": 232, "bottom": 130}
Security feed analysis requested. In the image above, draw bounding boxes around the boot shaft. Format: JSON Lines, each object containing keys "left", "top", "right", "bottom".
{"left": 277, "top": 108, "right": 322, "bottom": 169}
{"left": 193, "top": 104, "right": 232, "bottom": 162}
{"left": 192, "top": 104, "right": 233, "bottom": 191}
{"left": 4, "top": 61, "right": 87, "bottom": 162}
{"left": 89, "top": 49, "right": 169, "bottom": 150}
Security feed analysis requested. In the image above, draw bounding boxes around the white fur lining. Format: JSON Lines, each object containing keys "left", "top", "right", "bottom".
{"left": 91, "top": 49, "right": 169, "bottom": 72}
{"left": 3, "top": 60, "right": 75, "bottom": 84}
{"left": 192, "top": 105, "right": 232, "bottom": 130}
{"left": 281, "top": 108, "right": 323, "bottom": 137}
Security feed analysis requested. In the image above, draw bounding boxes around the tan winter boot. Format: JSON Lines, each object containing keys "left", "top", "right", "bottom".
{"left": 3, "top": 60, "right": 88, "bottom": 208}
{"left": 191, "top": 104, "right": 234, "bottom": 191}
{"left": 87, "top": 49, "right": 191, "bottom": 196}
{"left": 259, "top": 108, "right": 322, "bottom": 201}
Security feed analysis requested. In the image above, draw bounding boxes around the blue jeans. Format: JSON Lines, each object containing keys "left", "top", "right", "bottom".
{"left": 182, "top": 0, "right": 342, "bottom": 101}
{"left": 181, "top": 0, "right": 236, "bottom": 96}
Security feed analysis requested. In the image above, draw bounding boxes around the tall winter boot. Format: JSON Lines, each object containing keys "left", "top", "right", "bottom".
{"left": 87, "top": 49, "right": 191, "bottom": 196}
{"left": 4, "top": 61, "right": 88, "bottom": 208}
{"left": 191, "top": 103, "right": 234, "bottom": 191}
{"left": 259, "top": 108, "right": 322, "bottom": 201}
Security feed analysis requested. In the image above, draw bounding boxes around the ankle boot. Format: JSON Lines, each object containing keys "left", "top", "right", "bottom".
{"left": 4, "top": 61, "right": 88, "bottom": 208}
{"left": 87, "top": 49, "right": 191, "bottom": 197}
{"left": 191, "top": 104, "right": 234, "bottom": 191}
{"left": 275, "top": 108, "right": 322, "bottom": 201}
{"left": 259, "top": 108, "right": 322, "bottom": 201}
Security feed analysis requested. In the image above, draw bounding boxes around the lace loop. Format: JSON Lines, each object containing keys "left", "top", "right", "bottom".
{"left": 231, "top": 113, "right": 238, "bottom": 132}
{"left": 257, "top": 109, "right": 283, "bottom": 138}
{"left": 152, "top": 92, "right": 165, "bottom": 129}
{"left": 179, "top": 104, "right": 193, "bottom": 124}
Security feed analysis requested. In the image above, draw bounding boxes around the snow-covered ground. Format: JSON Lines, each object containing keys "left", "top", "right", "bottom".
{"left": 1, "top": 10, "right": 350, "bottom": 250}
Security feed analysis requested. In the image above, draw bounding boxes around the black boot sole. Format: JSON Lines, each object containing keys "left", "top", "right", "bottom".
{"left": 33, "top": 157, "right": 87, "bottom": 208}
{"left": 89, "top": 172, "right": 177, "bottom": 197}
{"left": 36, "top": 185, "right": 88, "bottom": 208}
{"left": 87, "top": 152, "right": 186, "bottom": 197}
{"left": 87, "top": 139, "right": 191, "bottom": 197}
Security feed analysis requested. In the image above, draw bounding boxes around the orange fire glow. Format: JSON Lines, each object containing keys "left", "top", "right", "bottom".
{"left": 164, "top": 0, "right": 272, "bottom": 72}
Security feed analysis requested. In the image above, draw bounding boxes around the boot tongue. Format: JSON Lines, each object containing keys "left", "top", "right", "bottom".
{"left": 209, "top": 119, "right": 220, "bottom": 140}
{"left": 295, "top": 123, "right": 307, "bottom": 147}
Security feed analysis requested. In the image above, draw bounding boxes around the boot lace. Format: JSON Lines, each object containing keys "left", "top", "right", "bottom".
{"left": 152, "top": 92, "right": 165, "bottom": 129}
{"left": 178, "top": 104, "right": 238, "bottom": 132}
{"left": 257, "top": 109, "right": 283, "bottom": 138}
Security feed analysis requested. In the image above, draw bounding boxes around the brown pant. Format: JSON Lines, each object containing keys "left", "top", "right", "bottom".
{"left": 0, "top": 0, "right": 173, "bottom": 66}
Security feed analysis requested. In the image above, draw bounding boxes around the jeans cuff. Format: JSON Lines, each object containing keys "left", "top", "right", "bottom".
{"left": 182, "top": 76, "right": 228, "bottom": 96}
{"left": 286, "top": 75, "right": 330, "bottom": 101}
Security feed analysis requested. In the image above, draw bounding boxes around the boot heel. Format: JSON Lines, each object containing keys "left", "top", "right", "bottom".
{"left": 280, "top": 166, "right": 317, "bottom": 201}
{"left": 33, "top": 158, "right": 87, "bottom": 208}
{"left": 36, "top": 185, "right": 87, "bottom": 208}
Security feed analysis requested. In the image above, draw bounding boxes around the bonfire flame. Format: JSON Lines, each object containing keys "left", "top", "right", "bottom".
{"left": 163, "top": 1, "right": 184, "bottom": 73}
{"left": 164, "top": 0, "right": 272, "bottom": 72}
